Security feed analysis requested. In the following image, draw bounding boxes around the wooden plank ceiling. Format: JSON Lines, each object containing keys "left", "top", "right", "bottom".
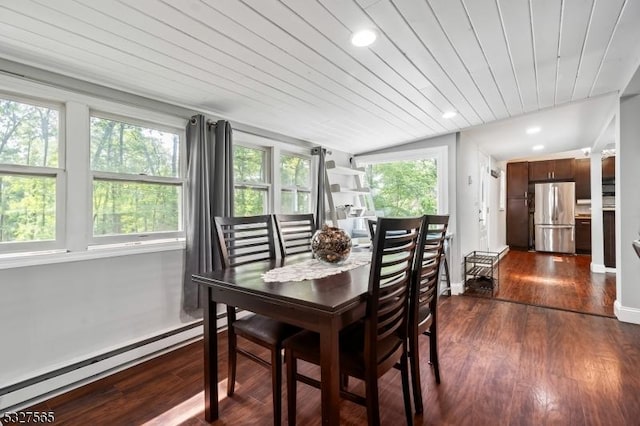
{"left": 0, "top": 0, "right": 638, "bottom": 155}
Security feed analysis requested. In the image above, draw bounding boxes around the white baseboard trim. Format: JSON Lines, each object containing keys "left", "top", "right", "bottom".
{"left": 614, "top": 300, "right": 640, "bottom": 324}
{"left": 605, "top": 267, "right": 617, "bottom": 274}
{"left": 0, "top": 324, "right": 206, "bottom": 412}
{"left": 450, "top": 281, "right": 465, "bottom": 295}
{"left": 591, "top": 263, "right": 606, "bottom": 273}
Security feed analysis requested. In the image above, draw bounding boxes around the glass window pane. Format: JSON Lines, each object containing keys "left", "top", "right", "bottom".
{"left": 0, "top": 174, "right": 56, "bottom": 242}
{"left": 90, "top": 117, "right": 180, "bottom": 177}
{"left": 0, "top": 98, "right": 59, "bottom": 168}
{"left": 365, "top": 159, "right": 438, "bottom": 216}
{"left": 280, "top": 190, "right": 311, "bottom": 214}
{"left": 234, "top": 187, "right": 268, "bottom": 216}
{"left": 234, "top": 146, "right": 266, "bottom": 183}
{"left": 281, "top": 190, "right": 294, "bottom": 214}
{"left": 280, "top": 154, "right": 310, "bottom": 187}
{"left": 297, "top": 191, "right": 311, "bottom": 213}
{"left": 93, "top": 180, "right": 181, "bottom": 236}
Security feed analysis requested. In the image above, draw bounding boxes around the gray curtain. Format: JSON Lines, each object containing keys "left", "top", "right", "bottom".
{"left": 183, "top": 116, "right": 233, "bottom": 313}
{"left": 312, "top": 146, "right": 326, "bottom": 231}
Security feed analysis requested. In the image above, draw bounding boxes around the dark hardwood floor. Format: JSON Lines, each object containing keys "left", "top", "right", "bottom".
{"left": 465, "top": 250, "right": 616, "bottom": 317}
{"left": 17, "top": 295, "right": 640, "bottom": 425}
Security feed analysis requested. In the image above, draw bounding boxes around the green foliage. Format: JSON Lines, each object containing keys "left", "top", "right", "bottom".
{"left": 0, "top": 99, "right": 59, "bottom": 243}
{"left": 90, "top": 117, "right": 181, "bottom": 236}
{"left": 0, "top": 175, "right": 55, "bottom": 242}
{"left": 90, "top": 117, "right": 178, "bottom": 177}
{"left": 0, "top": 99, "right": 58, "bottom": 168}
{"left": 365, "top": 159, "right": 438, "bottom": 217}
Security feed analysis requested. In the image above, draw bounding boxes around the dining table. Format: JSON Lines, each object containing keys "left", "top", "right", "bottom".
{"left": 192, "top": 251, "right": 373, "bottom": 425}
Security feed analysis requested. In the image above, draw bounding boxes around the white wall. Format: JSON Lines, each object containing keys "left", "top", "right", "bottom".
{"left": 616, "top": 94, "right": 640, "bottom": 323}
{"left": 0, "top": 249, "right": 195, "bottom": 407}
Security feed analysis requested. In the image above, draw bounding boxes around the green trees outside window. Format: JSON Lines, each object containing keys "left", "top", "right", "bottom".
{"left": 90, "top": 117, "right": 181, "bottom": 237}
{"left": 233, "top": 145, "right": 268, "bottom": 216}
{"left": 280, "top": 153, "right": 311, "bottom": 214}
{"left": 0, "top": 98, "right": 59, "bottom": 243}
{"left": 365, "top": 159, "right": 438, "bottom": 217}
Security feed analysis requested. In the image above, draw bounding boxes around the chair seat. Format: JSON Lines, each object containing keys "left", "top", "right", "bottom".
{"left": 283, "top": 326, "right": 403, "bottom": 377}
{"left": 233, "top": 314, "right": 301, "bottom": 347}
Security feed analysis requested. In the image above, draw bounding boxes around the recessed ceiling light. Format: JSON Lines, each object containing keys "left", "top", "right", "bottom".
{"left": 526, "top": 126, "right": 541, "bottom": 135}
{"left": 532, "top": 145, "right": 544, "bottom": 151}
{"left": 351, "top": 29, "right": 377, "bottom": 47}
{"left": 442, "top": 111, "right": 457, "bottom": 119}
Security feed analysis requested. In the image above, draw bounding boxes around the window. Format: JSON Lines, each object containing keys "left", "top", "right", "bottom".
{"left": 233, "top": 144, "right": 270, "bottom": 216}
{"left": 0, "top": 96, "right": 63, "bottom": 253}
{"left": 280, "top": 153, "right": 311, "bottom": 214}
{"left": 90, "top": 114, "right": 183, "bottom": 243}
{"left": 365, "top": 159, "right": 438, "bottom": 216}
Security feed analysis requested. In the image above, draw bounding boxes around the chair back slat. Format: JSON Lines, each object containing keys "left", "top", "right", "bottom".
{"left": 214, "top": 215, "right": 277, "bottom": 268}
{"left": 412, "top": 215, "right": 449, "bottom": 327}
{"left": 367, "top": 217, "right": 422, "bottom": 352}
{"left": 274, "top": 214, "right": 315, "bottom": 257}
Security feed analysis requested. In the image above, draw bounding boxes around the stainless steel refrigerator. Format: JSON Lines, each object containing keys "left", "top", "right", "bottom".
{"left": 534, "top": 182, "right": 575, "bottom": 253}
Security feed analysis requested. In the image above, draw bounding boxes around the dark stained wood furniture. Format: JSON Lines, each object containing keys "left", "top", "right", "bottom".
{"left": 604, "top": 211, "right": 616, "bottom": 268}
{"left": 193, "top": 252, "right": 373, "bottom": 425}
{"left": 575, "top": 218, "right": 592, "bottom": 254}
{"left": 506, "top": 162, "right": 530, "bottom": 249}
{"left": 528, "top": 158, "right": 575, "bottom": 182}
{"left": 409, "top": 215, "right": 449, "bottom": 414}
{"left": 273, "top": 213, "right": 315, "bottom": 258}
{"left": 574, "top": 158, "right": 591, "bottom": 200}
{"left": 283, "top": 217, "right": 421, "bottom": 426}
{"left": 212, "top": 215, "right": 301, "bottom": 425}
{"left": 602, "top": 156, "right": 615, "bottom": 180}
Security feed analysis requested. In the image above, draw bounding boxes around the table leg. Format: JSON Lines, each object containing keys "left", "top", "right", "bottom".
{"left": 319, "top": 319, "right": 340, "bottom": 425}
{"left": 203, "top": 287, "right": 219, "bottom": 422}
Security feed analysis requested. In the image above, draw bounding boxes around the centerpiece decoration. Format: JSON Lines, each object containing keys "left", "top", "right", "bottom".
{"left": 311, "top": 225, "right": 352, "bottom": 265}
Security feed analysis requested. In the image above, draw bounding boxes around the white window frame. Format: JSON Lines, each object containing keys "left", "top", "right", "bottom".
{"left": 89, "top": 111, "right": 186, "bottom": 245}
{"left": 279, "top": 150, "right": 312, "bottom": 214}
{"left": 0, "top": 93, "right": 66, "bottom": 254}
{"left": 354, "top": 146, "right": 448, "bottom": 214}
{"left": 233, "top": 131, "right": 315, "bottom": 215}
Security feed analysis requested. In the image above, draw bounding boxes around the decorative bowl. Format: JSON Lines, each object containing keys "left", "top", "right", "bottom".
{"left": 311, "top": 225, "right": 352, "bottom": 265}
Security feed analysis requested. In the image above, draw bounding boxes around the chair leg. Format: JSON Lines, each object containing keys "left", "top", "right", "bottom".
{"left": 340, "top": 373, "right": 349, "bottom": 391}
{"left": 227, "top": 328, "right": 237, "bottom": 396}
{"left": 285, "top": 349, "right": 297, "bottom": 426}
{"left": 430, "top": 324, "right": 441, "bottom": 384}
{"left": 271, "top": 347, "right": 282, "bottom": 426}
{"left": 409, "top": 332, "right": 423, "bottom": 414}
{"left": 365, "top": 374, "right": 381, "bottom": 426}
{"left": 400, "top": 351, "right": 414, "bottom": 426}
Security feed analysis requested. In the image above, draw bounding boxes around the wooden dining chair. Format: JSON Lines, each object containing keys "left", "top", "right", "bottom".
{"left": 273, "top": 213, "right": 315, "bottom": 258}
{"left": 213, "top": 215, "right": 301, "bottom": 425}
{"left": 284, "top": 216, "right": 423, "bottom": 426}
{"left": 409, "top": 215, "right": 449, "bottom": 414}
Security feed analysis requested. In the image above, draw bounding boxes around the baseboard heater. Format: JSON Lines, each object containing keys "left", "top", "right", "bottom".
{"left": 0, "top": 311, "right": 238, "bottom": 412}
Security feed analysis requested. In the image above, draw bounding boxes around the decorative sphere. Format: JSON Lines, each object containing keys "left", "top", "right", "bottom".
{"left": 311, "top": 225, "right": 352, "bottom": 265}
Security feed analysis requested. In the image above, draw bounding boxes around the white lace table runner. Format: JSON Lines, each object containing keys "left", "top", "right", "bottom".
{"left": 262, "top": 251, "right": 372, "bottom": 282}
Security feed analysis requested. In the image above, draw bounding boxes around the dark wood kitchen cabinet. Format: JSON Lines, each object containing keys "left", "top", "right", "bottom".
{"left": 575, "top": 218, "right": 592, "bottom": 254}
{"left": 529, "top": 159, "right": 575, "bottom": 182}
{"left": 507, "top": 198, "right": 529, "bottom": 249}
{"left": 602, "top": 156, "right": 615, "bottom": 180}
{"left": 604, "top": 211, "right": 616, "bottom": 267}
{"left": 574, "top": 158, "right": 591, "bottom": 200}
{"left": 506, "top": 162, "right": 530, "bottom": 249}
{"left": 506, "top": 162, "right": 529, "bottom": 198}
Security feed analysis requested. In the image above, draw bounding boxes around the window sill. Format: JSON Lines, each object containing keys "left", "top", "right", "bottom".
{"left": 0, "top": 239, "right": 186, "bottom": 270}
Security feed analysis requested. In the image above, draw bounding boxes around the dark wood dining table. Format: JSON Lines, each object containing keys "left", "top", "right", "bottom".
{"left": 192, "top": 252, "right": 372, "bottom": 425}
